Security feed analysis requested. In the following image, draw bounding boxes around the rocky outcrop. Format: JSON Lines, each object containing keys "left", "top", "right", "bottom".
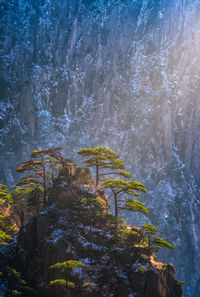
{"left": 13, "top": 175, "right": 182, "bottom": 297}
{"left": 1, "top": 0, "right": 199, "bottom": 295}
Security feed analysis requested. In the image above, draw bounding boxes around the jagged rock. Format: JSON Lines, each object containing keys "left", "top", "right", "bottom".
{"left": 48, "top": 166, "right": 109, "bottom": 212}
{"left": 8, "top": 176, "right": 182, "bottom": 297}
{"left": 142, "top": 264, "right": 182, "bottom": 297}
{"left": 16, "top": 216, "right": 183, "bottom": 297}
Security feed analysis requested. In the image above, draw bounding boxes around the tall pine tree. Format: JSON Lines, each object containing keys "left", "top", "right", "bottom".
{"left": 78, "top": 146, "right": 131, "bottom": 185}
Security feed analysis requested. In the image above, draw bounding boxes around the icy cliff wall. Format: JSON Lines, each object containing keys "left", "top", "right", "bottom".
{"left": 1, "top": 0, "right": 200, "bottom": 295}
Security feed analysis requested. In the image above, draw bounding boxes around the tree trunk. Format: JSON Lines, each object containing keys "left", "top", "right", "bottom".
{"left": 114, "top": 191, "right": 119, "bottom": 238}
{"left": 43, "top": 164, "right": 47, "bottom": 207}
{"left": 96, "top": 160, "right": 99, "bottom": 186}
{"left": 114, "top": 192, "right": 118, "bottom": 219}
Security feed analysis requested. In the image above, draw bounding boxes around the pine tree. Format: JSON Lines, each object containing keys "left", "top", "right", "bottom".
{"left": 11, "top": 183, "right": 43, "bottom": 226}
{"left": 78, "top": 146, "right": 131, "bottom": 185}
{"left": 141, "top": 223, "right": 174, "bottom": 252}
{"left": 102, "top": 179, "right": 148, "bottom": 220}
{"left": 50, "top": 260, "right": 93, "bottom": 296}
{"left": 16, "top": 147, "right": 63, "bottom": 208}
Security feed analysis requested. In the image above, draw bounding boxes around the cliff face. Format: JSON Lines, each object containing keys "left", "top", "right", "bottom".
{"left": 1, "top": 0, "right": 200, "bottom": 295}
{"left": 7, "top": 168, "right": 181, "bottom": 297}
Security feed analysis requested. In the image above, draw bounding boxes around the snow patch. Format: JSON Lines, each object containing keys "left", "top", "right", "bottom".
{"left": 45, "top": 229, "right": 70, "bottom": 244}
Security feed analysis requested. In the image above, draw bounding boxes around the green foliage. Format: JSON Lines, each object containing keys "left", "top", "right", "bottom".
{"left": 78, "top": 146, "right": 149, "bottom": 238}
{"left": 50, "top": 259, "right": 96, "bottom": 295}
{"left": 0, "top": 184, "right": 12, "bottom": 204}
{"left": 176, "top": 281, "right": 184, "bottom": 287}
{"left": 0, "top": 185, "right": 16, "bottom": 245}
{"left": 15, "top": 147, "right": 66, "bottom": 215}
{"left": 102, "top": 178, "right": 147, "bottom": 220}
{"left": 118, "top": 218, "right": 127, "bottom": 225}
{"left": 50, "top": 279, "right": 75, "bottom": 288}
{"left": 0, "top": 266, "right": 35, "bottom": 296}
{"left": 50, "top": 260, "right": 87, "bottom": 294}
{"left": 99, "top": 213, "right": 119, "bottom": 227}
{"left": 124, "top": 199, "right": 149, "bottom": 214}
{"left": 12, "top": 290, "right": 21, "bottom": 296}
{"left": 138, "top": 267, "right": 145, "bottom": 274}
{"left": 80, "top": 197, "right": 104, "bottom": 209}
{"left": 118, "top": 171, "right": 132, "bottom": 178}
{"left": 82, "top": 282, "right": 95, "bottom": 288}
{"left": 102, "top": 179, "right": 147, "bottom": 196}
{"left": 79, "top": 197, "right": 106, "bottom": 229}
{"left": 0, "top": 146, "right": 175, "bottom": 296}
{"left": 119, "top": 229, "right": 141, "bottom": 237}
{"left": 12, "top": 183, "right": 44, "bottom": 206}
{"left": 50, "top": 260, "right": 86, "bottom": 272}
{"left": 162, "top": 264, "right": 168, "bottom": 271}
{"left": 31, "top": 148, "right": 61, "bottom": 159}
{"left": 142, "top": 223, "right": 159, "bottom": 235}
{"left": 140, "top": 254, "right": 149, "bottom": 262}
{"left": 103, "top": 213, "right": 116, "bottom": 222}
{"left": 16, "top": 159, "right": 47, "bottom": 209}
{"left": 11, "top": 183, "right": 43, "bottom": 227}
{"left": 141, "top": 223, "right": 174, "bottom": 253}
{"left": 12, "top": 183, "right": 43, "bottom": 198}
{"left": 78, "top": 147, "right": 118, "bottom": 161}
{"left": 16, "top": 160, "right": 45, "bottom": 173}
{"left": 6, "top": 266, "right": 25, "bottom": 281}
{"left": 0, "top": 230, "right": 12, "bottom": 245}
{"left": 78, "top": 146, "right": 131, "bottom": 185}
{"left": 50, "top": 279, "right": 66, "bottom": 287}
{"left": 66, "top": 281, "right": 76, "bottom": 288}
{"left": 149, "top": 237, "right": 174, "bottom": 250}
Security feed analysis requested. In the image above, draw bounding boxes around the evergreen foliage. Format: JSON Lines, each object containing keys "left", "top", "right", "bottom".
{"left": 102, "top": 178, "right": 147, "bottom": 220}
{"left": 50, "top": 260, "right": 86, "bottom": 272}
{"left": 50, "top": 279, "right": 75, "bottom": 288}
{"left": 15, "top": 148, "right": 67, "bottom": 218}
{"left": 124, "top": 198, "right": 149, "bottom": 214}
{"left": 142, "top": 223, "right": 159, "bottom": 235}
{"left": 176, "top": 281, "right": 184, "bottom": 287}
{"left": 0, "top": 184, "right": 16, "bottom": 245}
{"left": 119, "top": 229, "right": 141, "bottom": 237}
{"left": 16, "top": 148, "right": 62, "bottom": 207}
{"left": 141, "top": 223, "right": 174, "bottom": 252}
{"left": 78, "top": 146, "right": 131, "bottom": 185}
{"left": 149, "top": 237, "right": 174, "bottom": 250}
{"left": 11, "top": 183, "right": 43, "bottom": 226}
{"left": 50, "top": 260, "right": 89, "bottom": 296}
{"left": 0, "top": 184, "right": 12, "bottom": 204}
{"left": 79, "top": 197, "right": 105, "bottom": 227}
{"left": 82, "top": 282, "right": 95, "bottom": 288}
{"left": 0, "top": 146, "right": 177, "bottom": 296}
{"left": 0, "top": 266, "right": 35, "bottom": 296}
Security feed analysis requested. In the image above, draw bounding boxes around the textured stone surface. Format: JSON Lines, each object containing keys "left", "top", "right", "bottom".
{"left": 14, "top": 180, "right": 182, "bottom": 297}
{"left": 1, "top": 0, "right": 200, "bottom": 295}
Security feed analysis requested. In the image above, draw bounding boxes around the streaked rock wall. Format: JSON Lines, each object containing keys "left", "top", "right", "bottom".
{"left": 1, "top": 0, "right": 200, "bottom": 295}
